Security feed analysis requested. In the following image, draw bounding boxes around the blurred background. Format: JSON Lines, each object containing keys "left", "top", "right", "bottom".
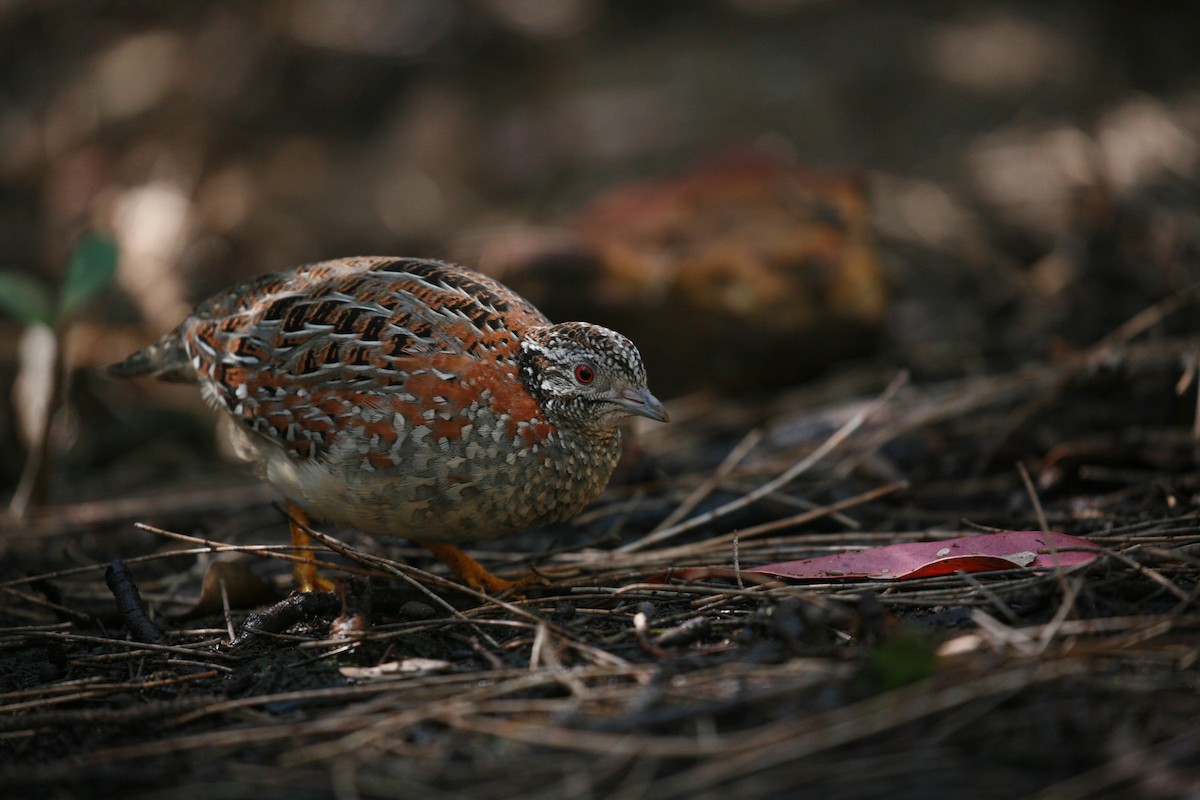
{"left": 2, "top": 0, "right": 1200, "bottom": 501}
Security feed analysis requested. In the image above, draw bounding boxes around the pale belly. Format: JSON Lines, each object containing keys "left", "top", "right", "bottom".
{"left": 230, "top": 415, "right": 621, "bottom": 544}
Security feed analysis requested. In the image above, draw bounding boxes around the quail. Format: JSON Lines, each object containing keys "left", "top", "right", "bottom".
{"left": 110, "top": 257, "right": 668, "bottom": 592}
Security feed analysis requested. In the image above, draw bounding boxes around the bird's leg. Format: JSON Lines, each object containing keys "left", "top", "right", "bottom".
{"left": 421, "top": 542, "right": 541, "bottom": 595}
{"left": 287, "top": 502, "right": 335, "bottom": 593}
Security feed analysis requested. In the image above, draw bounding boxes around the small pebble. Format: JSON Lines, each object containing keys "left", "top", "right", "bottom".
{"left": 400, "top": 600, "right": 436, "bottom": 620}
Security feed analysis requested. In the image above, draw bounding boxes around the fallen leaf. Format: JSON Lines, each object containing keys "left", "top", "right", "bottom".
{"left": 171, "top": 560, "right": 277, "bottom": 619}
{"left": 671, "top": 531, "right": 1098, "bottom": 584}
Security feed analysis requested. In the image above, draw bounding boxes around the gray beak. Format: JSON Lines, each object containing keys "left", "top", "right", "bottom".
{"left": 613, "top": 386, "right": 670, "bottom": 422}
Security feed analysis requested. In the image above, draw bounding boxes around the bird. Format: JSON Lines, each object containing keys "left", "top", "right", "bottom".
{"left": 108, "top": 256, "right": 669, "bottom": 593}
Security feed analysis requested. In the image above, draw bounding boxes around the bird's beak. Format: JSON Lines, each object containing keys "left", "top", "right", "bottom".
{"left": 614, "top": 386, "right": 670, "bottom": 422}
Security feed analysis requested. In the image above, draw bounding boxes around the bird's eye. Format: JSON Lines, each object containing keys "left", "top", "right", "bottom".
{"left": 574, "top": 364, "right": 594, "bottom": 384}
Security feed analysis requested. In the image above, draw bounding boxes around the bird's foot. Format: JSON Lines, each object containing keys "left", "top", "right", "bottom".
{"left": 422, "top": 542, "right": 544, "bottom": 596}
{"left": 287, "top": 502, "right": 336, "bottom": 593}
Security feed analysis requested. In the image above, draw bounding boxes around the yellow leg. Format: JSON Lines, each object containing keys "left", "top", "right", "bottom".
{"left": 287, "top": 502, "right": 335, "bottom": 593}
{"left": 421, "top": 542, "right": 541, "bottom": 594}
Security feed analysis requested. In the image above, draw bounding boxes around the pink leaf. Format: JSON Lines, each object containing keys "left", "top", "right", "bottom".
{"left": 670, "top": 531, "right": 1098, "bottom": 584}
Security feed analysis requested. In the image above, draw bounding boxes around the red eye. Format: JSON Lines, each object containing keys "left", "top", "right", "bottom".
{"left": 574, "top": 364, "right": 594, "bottom": 384}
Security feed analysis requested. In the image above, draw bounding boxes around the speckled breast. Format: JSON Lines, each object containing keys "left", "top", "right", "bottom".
{"left": 238, "top": 410, "right": 622, "bottom": 542}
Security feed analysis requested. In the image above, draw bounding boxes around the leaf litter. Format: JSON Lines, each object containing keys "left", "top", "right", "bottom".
{"left": 3, "top": 296, "right": 1200, "bottom": 799}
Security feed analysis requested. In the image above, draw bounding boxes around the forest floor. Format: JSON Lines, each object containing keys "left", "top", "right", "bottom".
{"left": 4, "top": 295, "right": 1200, "bottom": 799}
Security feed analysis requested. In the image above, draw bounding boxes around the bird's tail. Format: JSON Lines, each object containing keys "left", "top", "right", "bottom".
{"left": 106, "top": 330, "right": 195, "bottom": 382}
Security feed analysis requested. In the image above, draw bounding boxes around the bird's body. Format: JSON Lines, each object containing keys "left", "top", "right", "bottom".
{"left": 111, "top": 257, "right": 667, "bottom": 590}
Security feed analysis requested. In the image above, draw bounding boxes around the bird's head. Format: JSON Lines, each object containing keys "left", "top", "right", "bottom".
{"left": 519, "top": 322, "right": 668, "bottom": 432}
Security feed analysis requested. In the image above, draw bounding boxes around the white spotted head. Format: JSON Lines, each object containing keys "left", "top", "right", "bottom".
{"left": 519, "top": 322, "right": 668, "bottom": 432}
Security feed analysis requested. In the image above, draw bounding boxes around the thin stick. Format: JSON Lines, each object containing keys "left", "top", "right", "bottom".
{"left": 1189, "top": 350, "right": 1200, "bottom": 443}
{"left": 611, "top": 481, "right": 908, "bottom": 571}
{"left": 621, "top": 429, "right": 764, "bottom": 553}
{"left": 1016, "top": 459, "right": 1077, "bottom": 606}
{"left": 627, "top": 372, "right": 907, "bottom": 550}
{"left": 733, "top": 533, "right": 744, "bottom": 590}
{"left": 219, "top": 578, "right": 235, "bottom": 645}
{"left": 9, "top": 484, "right": 276, "bottom": 538}
{"left": 701, "top": 481, "right": 907, "bottom": 547}
{"left": 134, "top": 522, "right": 381, "bottom": 581}
{"left": 1017, "top": 461, "right": 1051, "bottom": 534}
{"left": 1093, "top": 282, "right": 1200, "bottom": 351}
{"left": 15, "top": 630, "right": 237, "bottom": 662}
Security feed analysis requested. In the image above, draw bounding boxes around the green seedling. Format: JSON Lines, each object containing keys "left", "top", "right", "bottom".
{"left": 2, "top": 234, "right": 118, "bottom": 516}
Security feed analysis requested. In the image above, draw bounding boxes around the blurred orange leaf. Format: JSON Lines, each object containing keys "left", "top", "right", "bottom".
{"left": 172, "top": 561, "right": 276, "bottom": 619}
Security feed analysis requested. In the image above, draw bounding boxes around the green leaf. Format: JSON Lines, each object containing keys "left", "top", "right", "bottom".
{"left": 856, "top": 629, "right": 938, "bottom": 692}
{"left": 59, "top": 234, "right": 118, "bottom": 320}
{"left": 0, "top": 270, "right": 55, "bottom": 327}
